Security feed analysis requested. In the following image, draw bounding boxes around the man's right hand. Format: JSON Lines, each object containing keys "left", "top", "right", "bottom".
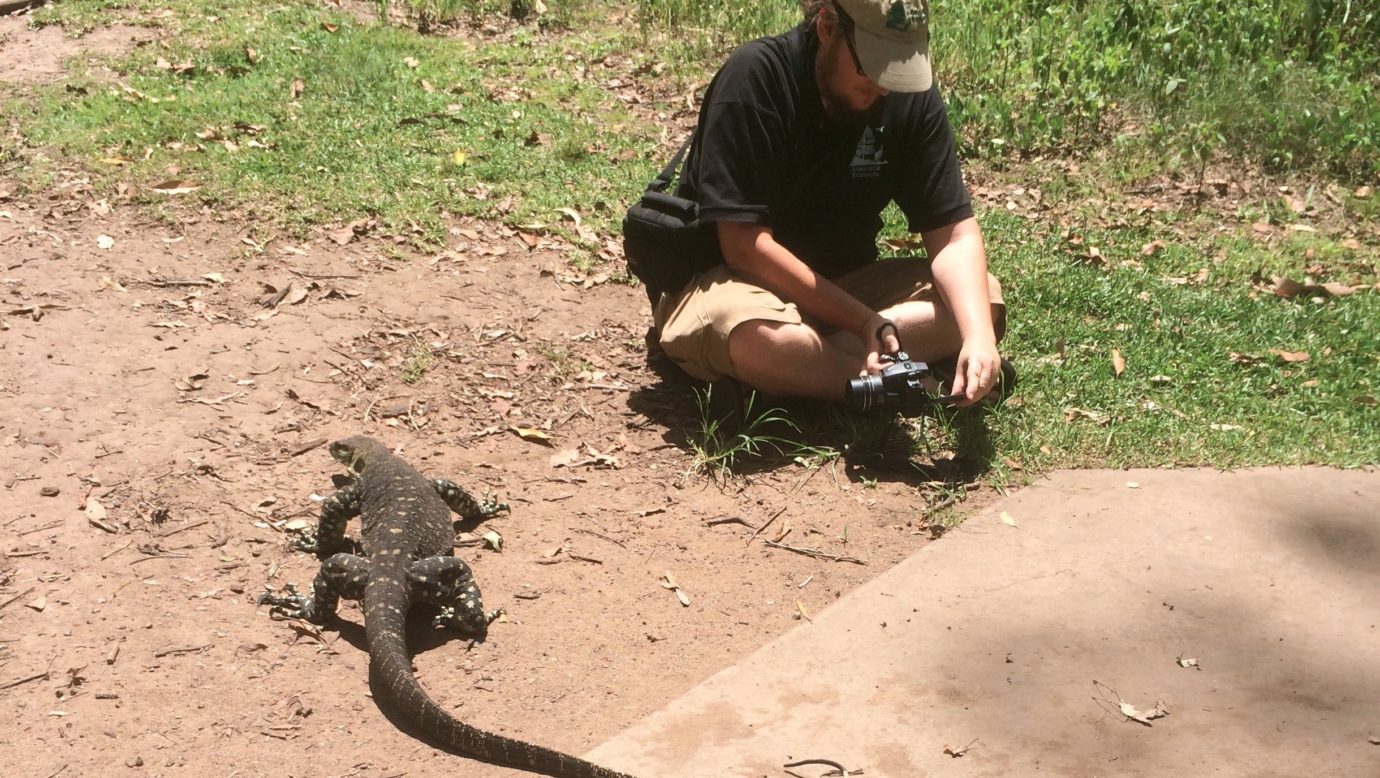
{"left": 862, "top": 314, "right": 901, "bottom": 375}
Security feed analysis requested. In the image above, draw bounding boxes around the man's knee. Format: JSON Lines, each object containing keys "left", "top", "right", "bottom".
{"left": 728, "top": 319, "right": 800, "bottom": 362}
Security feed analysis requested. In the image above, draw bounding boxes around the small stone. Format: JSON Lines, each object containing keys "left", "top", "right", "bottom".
{"left": 40, "top": 486, "right": 60, "bottom": 497}
{"left": 126, "top": 755, "right": 144, "bottom": 768}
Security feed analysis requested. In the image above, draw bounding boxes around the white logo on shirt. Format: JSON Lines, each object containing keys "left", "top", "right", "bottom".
{"left": 851, "top": 126, "right": 886, "bottom": 179}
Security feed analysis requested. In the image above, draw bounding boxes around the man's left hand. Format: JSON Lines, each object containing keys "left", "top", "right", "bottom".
{"left": 949, "top": 338, "right": 1002, "bottom": 407}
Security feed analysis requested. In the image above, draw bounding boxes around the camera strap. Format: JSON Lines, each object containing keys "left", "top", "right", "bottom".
{"left": 875, "top": 320, "right": 901, "bottom": 348}
{"left": 647, "top": 134, "right": 694, "bottom": 195}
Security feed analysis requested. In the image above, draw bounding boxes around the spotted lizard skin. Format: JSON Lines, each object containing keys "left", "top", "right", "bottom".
{"left": 259, "top": 435, "right": 636, "bottom": 778}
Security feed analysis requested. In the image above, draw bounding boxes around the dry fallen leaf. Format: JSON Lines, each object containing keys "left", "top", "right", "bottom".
{"left": 150, "top": 180, "right": 200, "bottom": 196}
{"left": 549, "top": 448, "right": 581, "bottom": 467}
{"left": 511, "top": 426, "right": 553, "bottom": 445}
{"left": 1120, "top": 699, "right": 1170, "bottom": 726}
{"left": 1269, "top": 348, "right": 1310, "bottom": 363}
{"left": 1111, "top": 348, "right": 1126, "bottom": 378}
{"left": 943, "top": 739, "right": 977, "bottom": 758}
{"left": 660, "top": 573, "right": 691, "bottom": 607}
{"left": 999, "top": 511, "right": 1018, "bottom": 528}
{"left": 1063, "top": 407, "right": 1111, "bottom": 425}
{"left": 290, "top": 78, "right": 305, "bottom": 98}
{"left": 482, "top": 530, "right": 503, "bottom": 552}
{"left": 1176, "top": 656, "right": 1201, "bottom": 670}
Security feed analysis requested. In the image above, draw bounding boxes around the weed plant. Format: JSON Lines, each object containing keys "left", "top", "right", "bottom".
{"left": 687, "top": 387, "right": 836, "bottom": 478}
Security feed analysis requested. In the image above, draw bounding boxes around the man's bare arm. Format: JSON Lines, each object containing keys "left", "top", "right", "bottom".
{"left": 922, "top": 216, "right": 1001, "bottom": 404}
{"left": 717, "top": 222, "right": 898, "bottom": 366}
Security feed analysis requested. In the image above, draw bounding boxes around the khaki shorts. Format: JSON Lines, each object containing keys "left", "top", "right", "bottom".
{"left": 654, "top": 258, "right": 1005, "bottom": 382}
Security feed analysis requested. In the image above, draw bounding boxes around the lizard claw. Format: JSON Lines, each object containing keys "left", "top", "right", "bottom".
{"left": 479, "top": 493, "right": 509, "bottom": 518}
{"left": 289, "top": 528, "right": 320, "bottom": 554}
{"left": 258, "top": 584, "right": 315, "bottom": 620}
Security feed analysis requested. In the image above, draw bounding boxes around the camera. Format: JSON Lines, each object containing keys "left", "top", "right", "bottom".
{"left": 844, "top": 351, "right": 950, "bottom": 416}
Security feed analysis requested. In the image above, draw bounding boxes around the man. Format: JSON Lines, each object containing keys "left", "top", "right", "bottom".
{"left": 654, "top": 0, "right": 1009, "bottom": 409}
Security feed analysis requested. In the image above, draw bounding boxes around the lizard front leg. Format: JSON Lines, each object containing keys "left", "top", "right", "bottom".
{"left": 259, "top": 552, "right": 370, "bottom": 623}
{"left": 294, "top": 481, "right": 364, "bottom": 559}
{"left": 407, "top": 555, "right": 502, "bottom": 638}
{"left": 430, "top": 478, "right": 508, "bottom": 522}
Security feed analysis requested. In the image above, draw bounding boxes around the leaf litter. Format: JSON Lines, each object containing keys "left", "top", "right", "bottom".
{"left": 1094, "top": 680, "right": 1170, "bottom": 727}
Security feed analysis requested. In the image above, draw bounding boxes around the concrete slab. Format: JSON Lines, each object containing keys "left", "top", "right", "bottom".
{"left": 588, "top": 467, "right": 1380, "bottom": 777}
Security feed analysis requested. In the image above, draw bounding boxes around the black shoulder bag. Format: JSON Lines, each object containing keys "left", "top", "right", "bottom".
{"left": 621, "top": 135, "right": 722, "bottom": 308}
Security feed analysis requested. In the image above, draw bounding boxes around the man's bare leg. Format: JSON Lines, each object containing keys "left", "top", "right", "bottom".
{"left": 727, "top": 320, "right": 860, "bottom": 402}
{"left": 726, "top": 299, "right": 1001, "bottom": 402}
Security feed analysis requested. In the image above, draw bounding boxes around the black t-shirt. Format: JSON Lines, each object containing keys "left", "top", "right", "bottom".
{"left": 678, "top": 21, "right": 973, "bottom": 279}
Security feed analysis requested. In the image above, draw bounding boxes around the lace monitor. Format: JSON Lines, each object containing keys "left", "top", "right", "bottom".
{"left": 259, "top": 435, "right": 636, "bottom": 778}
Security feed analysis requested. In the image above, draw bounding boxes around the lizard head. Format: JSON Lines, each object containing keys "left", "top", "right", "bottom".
{"left": 329, "top": 435, "right": 383, "bottom": 472}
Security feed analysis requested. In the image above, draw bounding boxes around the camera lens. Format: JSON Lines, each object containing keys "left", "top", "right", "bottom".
{"left": 845, "top": 374, "right": 885, "bottom": 412}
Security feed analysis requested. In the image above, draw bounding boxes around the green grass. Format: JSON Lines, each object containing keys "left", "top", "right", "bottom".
{"left": 15, "top": 0, "right": 667, "bottom": 244}
{"left": 6, "top": 0, "right": 1378, "bottom": 473}
{"left": 980, "top": 208, "right": 1379, "bottom": 469}
{"left": 936, "top": 0, "right": 1380, "bottom": 181}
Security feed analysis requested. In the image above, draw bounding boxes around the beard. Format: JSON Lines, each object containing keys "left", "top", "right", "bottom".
{"left": 821, "top": 91, "right": 886, "bottom": 130}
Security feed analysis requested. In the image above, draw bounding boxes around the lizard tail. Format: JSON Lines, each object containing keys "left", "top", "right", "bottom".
{"left": 364, "top": 580, "right": 636, "bottom": 778}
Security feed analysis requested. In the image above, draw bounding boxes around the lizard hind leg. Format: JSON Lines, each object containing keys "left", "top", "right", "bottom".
{"left": 407, "top": 555, "right": 501, "bottom": 638}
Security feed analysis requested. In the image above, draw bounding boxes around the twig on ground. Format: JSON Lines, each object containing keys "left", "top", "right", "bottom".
{"left": 287, "top": 269, "right": 361, "bottom": 280}
{"left": 154, "top": 645, "right": 210, "bottom": 658}
{"left": 764, "top": 541, "right": 866, "bottom": 565}
{"left": 572, "top": 527, "right": 626, "bottom": 548}
{"left": 363, "top": 394, "right": 407, "bottom": 422}
{"left": 131, "top": 554, "right": 190, "bottom": 564}
{"left": 100, "top": 540, "right": 134, "bottom": 561}
{"left": 783, "top": 758, "right": 855, "bottom": 777}
{"left": 145, "top": 278, "right": 213, "bottom": 288}
{"left": 0, "top": 670, "right": 49, "bottom": 690}
{"left": 747, "top": 506, "right": 787, "bottom": 545}
{"left": 0, "top": 587, "right": 36, "bottom": 613}
{"left": 704, "top": 515, "right": 755, "bottom": 529}
{"left": 158, "top": 519, "right": 209, "bottom": 538}
{"left": 289, "top": 437, "right": 327, "bottom": 457}
{"left": 18, "top": 520, "right": 62, "bottom": 536}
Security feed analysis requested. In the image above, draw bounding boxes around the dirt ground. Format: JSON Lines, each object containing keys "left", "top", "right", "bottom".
{"left": 0, "top": 15, "right": 1007, "bottom": 777}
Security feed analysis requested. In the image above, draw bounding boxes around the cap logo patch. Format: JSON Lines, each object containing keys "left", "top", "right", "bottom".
{"left": 884, "top": 0, "right": 926, "bottom": 32}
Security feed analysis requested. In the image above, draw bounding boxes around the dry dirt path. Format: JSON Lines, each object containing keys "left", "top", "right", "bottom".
{"left": 1, "top": 188, "right": 966, "bottom": 777}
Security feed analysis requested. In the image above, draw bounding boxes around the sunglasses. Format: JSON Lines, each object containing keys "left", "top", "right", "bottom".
{"left": 831, "top": 1, "right": 867, "bottom": 77}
